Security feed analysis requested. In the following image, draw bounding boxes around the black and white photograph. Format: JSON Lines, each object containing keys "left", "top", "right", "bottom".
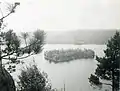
{"left": 0, "top": 0, "right": 119, "bottom": 91}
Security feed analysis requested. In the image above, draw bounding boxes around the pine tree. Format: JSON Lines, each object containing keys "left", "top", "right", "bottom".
{"left": 0, "top": 2, "right": 45, "bottom": 91}
{"left": 89, "top": 31, "right": 120, "bottom": 91}
{"left": 17, "top": 63, "right": 52, "bottom": 91}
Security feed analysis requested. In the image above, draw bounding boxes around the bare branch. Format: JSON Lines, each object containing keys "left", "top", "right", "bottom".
{"left": 0, "top": 2, "right": 19, "bottom": 22}
{"left": 0, "top": 10, "right": 13, "bottom": 21}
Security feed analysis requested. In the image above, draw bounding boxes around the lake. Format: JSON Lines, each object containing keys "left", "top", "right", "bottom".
{"left": 12, "top": 44, "right": 110, "bottom": 91}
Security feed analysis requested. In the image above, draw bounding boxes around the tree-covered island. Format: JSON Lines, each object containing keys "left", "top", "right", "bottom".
{"left": 44, "top": 48, "right": 95, "bottom": 63}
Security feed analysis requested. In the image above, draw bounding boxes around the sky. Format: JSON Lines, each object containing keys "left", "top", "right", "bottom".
{"left": 0, "top": 0, "right": 120, "bottom": 32}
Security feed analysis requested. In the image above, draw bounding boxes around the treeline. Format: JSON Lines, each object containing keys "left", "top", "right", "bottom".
{"left": 44, "top": 48, "right": 95, "bottom": 63}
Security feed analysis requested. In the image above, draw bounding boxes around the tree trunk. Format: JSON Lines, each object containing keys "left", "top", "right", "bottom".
{"left": 0, "top": 60, "right": 16, "bottom": 91}
{"left": 112, "top": 70, "right": 115, "bottom": 91}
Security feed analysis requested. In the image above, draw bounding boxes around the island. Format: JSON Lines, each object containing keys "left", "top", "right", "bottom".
{"left": 44, "top": 48, "right": 95, "bottom": 63}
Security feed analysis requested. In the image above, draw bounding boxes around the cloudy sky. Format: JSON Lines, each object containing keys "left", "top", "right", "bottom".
{"left": 0, "top": 0, "right": 120, "bottom": 32}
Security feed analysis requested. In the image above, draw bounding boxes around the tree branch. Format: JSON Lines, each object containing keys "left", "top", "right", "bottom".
{"left": 2, "top": 53, "right": 34, "bottom": 60}
{"left": 2, "top": 57, "right": 15, "bottom": 60}
{"left": 17, "top": 53, "right": 34, "bottom": 59}
{"left": 1, "top": 50, "right": 16, "bottom": 58}
{"left": 1, "top": 42, "right": 33, "bottom": 58}
{"left": 1, "top": 31, "right": 41, "bottom": 59}
{"left": 1, "top": 40, "right": 36, "bottom": 58}
{"left": 102, "top": 82, "right": 112, "bottom": 86}
{"left": 0, "top": 8, "right": 3, "bottom": 18}
{"left": 0, "top": 3, "right": 19, "bottom": 21}
{"left": 0, "top": 11, "right": 12, "bottom": 21}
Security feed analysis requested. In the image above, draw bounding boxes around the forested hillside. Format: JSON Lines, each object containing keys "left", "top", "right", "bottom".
{"left": 46, "top": 30, "right": 118, "bottom": 44}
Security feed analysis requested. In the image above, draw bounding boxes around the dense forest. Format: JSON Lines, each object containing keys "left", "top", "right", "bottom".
{"left": 44, "top": 48, "right": 95, "bottom": 63}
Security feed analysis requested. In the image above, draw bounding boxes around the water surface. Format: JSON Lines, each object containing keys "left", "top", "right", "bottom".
{"left": 12, "top": 44, "right": 109, "bottom": 91}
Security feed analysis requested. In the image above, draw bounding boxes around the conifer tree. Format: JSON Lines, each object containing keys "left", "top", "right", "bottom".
{"left": 0, "top": 2, "right": 45, "bottom": 91}
{"left": 89, "top": 31, "right": 120, "bottom": 91}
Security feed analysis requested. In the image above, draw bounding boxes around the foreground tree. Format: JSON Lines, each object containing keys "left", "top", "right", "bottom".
{"left": 89, "top": 31, "right": 120, "bottom": 91}
{"left": 17, "top": 63, "right": 52, "bottom": 91}
{"left": 0, "top": 2, "right": 45, "bottom": 91}
{"left": 0, "top": 2, "right": 20, "bottom": 91}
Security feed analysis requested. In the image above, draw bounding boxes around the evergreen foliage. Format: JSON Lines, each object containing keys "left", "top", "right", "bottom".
{"left": 17, "top": 64, "right": 52, "bottom": 91}
{"left": 89, "top": 31, "right": 120, "bottom": 91}
{"left": 44, "top": 48, "right": 95, "bottom": 63}
{"left": 0, "top": 2, "right": 45, "bottom": 91}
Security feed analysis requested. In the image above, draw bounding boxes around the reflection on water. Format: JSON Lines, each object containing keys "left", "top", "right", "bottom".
{"left": 12, "top": 44, "right": 107, "bottom": 91}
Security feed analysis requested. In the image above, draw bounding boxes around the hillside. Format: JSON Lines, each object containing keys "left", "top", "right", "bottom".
{"left": 45, "top": 30, "right": 118, "bottom": 44}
